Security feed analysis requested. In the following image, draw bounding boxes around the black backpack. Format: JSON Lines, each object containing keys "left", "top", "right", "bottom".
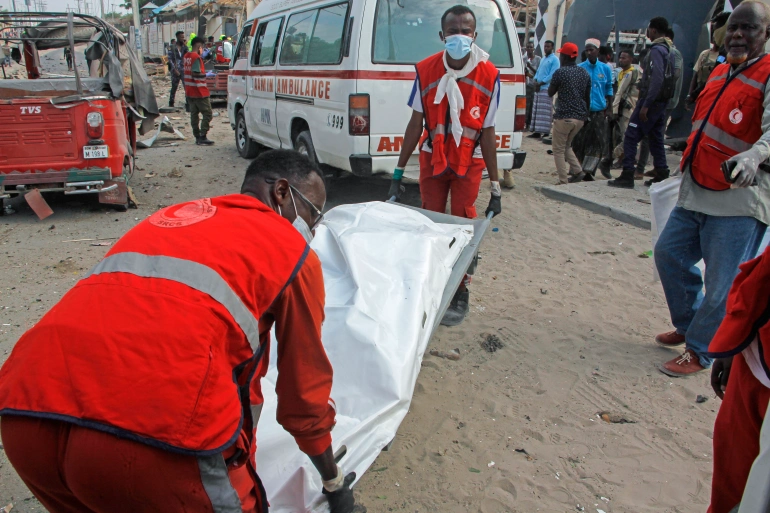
{"left": 659, "top": 45, "right": 680, "bottom": 102}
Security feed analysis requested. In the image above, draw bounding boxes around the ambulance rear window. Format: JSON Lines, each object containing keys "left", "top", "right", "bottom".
{"left": 373, "top": 0, "right": 513, "bottom": 68}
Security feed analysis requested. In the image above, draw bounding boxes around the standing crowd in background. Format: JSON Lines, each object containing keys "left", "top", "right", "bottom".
{"left": 525, "top": 3, "right": 770, "bottom": 511}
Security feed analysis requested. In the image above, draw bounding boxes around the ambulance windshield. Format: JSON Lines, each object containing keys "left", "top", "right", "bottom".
{"left": 373, "top": 0, "right": 513, "bottom": 67}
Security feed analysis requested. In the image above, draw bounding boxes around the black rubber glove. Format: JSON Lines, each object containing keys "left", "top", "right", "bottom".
{"left": 711, "top": 356, "right": 734, "bottom": 399}
{"left": 388, "top": 178, "right": 404, "bottom": 202}
{"left": 485, "top": 193, "right": 502, "bottom": 218}
{"left": 323, "top": 472, "right": 367, "bottom": 513}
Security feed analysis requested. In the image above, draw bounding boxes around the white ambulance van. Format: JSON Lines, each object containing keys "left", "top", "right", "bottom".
{"left": 227, "top": 0, "right": 527, "bottom": 180}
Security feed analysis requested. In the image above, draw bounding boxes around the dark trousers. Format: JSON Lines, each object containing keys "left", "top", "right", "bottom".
{"left": 525, "top": 84, "right": 535, "bottom": 128}
{"left": 637, "top": 109, "right": 672, "bottom": 172}
{"left": 188, "top": 96, "right": 213, "bottom": 138}
{"left": 622, "top": 102, "right": 668, "bottom": 171}
{"left": 170, "top": 73, "right": 182, "bottom": 106}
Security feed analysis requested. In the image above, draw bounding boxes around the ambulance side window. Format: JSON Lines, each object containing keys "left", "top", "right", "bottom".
{"left": 253, "top": 18, "right": 284, "bottom": 67}
{"left": 233, "top": 24, "right": 254, "bottom": 65}
{"left": 279, "top": 1, "right": 350, "bottom": 66}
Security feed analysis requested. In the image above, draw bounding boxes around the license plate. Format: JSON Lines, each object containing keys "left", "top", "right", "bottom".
{"left": 83, "top": 145, "right": 109, "bottom": 159}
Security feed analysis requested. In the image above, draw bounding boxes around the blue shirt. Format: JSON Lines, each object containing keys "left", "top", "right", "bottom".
{"left": 534, "top": 53, "right": 560, "bottom": 86}
{"left": 579, "top": 60, "right": 614, "bottom": 112}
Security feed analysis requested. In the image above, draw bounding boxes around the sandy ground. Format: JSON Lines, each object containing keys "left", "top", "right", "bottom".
{"left": 0, "top": 64, "right": 717, "bottom": 512}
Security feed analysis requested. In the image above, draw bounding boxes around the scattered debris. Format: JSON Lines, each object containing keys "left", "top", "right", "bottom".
{"left": 540, "top": 288, "right": 548, "bottom": 295}
{"left": 127, "top": 186, "right": 141, "bottom": 207}
{"left": 167, "top": 167, "right": 184, "bottom": 178}
{"left": 637, "top": 198, "right": 651, "bottom": 204}
{"left": 1, "top": 503, "right": 13, "bottom": 513}
{"left": 480, "top": 334, "right": 504, "bottom": 353}
{"left": 469, "top": 467, "right": 481, "bottom": 473}
{"left": 24, "top": 189, "right": 54, "bottom": 220}
{"left": 90, "top": 242, "right": 112, "bottom": 247}
{"left": 137, "top": 116, "right": 187, "bottom": 148}
{"left": 376, "top": 495, "right": 386, "bottom": 500}
{"left": 487, "top": 461, "right": 495, "bottom": 468}
{"left": 371, "top": 467, "right": 388, "bottom": 472}
{"left": 62, "top": 237, "right": 118, "bottom": 243}
{"left": 696, "top": 395, "right": 708, "bottom": 404}
{"left": 587, "top": 251, "right": 616, "bottom": 256}
{"left": 638, "top": 250, "right": 653, "bottom": 258}
{"left": 599, "top": 411, "right": 636, "bottom": 424}
{"left": 49, "top": 224, "right": 55, "bottom": 230}
{"left": 429, "top": 348, "right": 461, "bottom": 361}
{"left": 515, "top": 448, "right": 535, "bottom": 461}
{"left": 144, "top": 172, "right": 157, "bottom": 178}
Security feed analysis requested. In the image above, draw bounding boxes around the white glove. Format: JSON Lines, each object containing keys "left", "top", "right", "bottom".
{"left": 491, "top": 180, "right": 502, "bottom": 197}
{"left": 728, "top": 146, "right": 763, "bottom": 188}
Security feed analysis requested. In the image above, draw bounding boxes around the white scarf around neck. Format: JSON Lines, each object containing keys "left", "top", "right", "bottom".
{"left": 435, "top": 44, "right": 490, "bottom": 146}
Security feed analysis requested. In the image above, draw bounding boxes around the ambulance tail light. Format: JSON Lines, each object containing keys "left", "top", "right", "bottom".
{"left": 514, "top": 96, "right": 527, "bottom": 132}
{"left": 349, "top": 94, "right": 370, "bottom": 135}
{"left": 86, "top": 111, "right": 104, "bottom": 139}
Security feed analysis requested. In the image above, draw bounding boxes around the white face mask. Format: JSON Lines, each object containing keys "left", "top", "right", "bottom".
{"left": 289, "top": 188, "right": 313, "bottom": 243}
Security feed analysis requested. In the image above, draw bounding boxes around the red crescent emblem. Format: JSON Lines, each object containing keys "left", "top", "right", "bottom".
{"left": 149, "top": 198, "right": 217, "bottom": 228}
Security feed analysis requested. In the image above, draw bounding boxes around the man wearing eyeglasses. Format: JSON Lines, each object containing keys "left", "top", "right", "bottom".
{"left": 0, "top": 150, "right": 364, "bottom": 513}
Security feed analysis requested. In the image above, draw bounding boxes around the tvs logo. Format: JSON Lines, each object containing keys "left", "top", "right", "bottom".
{"left": 20, "top": 106, "right": 42, "bottom": 114}
{"left": 729, "top": 108, "right": 744, "bottom": 124}
{"left": 470, "top": 106, "right": 481, "bottom": 119}
{"left": 149, "top": 198, "right": 217, "bottom": 228}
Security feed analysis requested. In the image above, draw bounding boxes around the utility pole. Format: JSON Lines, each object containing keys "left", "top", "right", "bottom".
{"left": 100, "top": 0, "right": 105, "bottom": 19}
{"left": 131, "top": 0, "right": 142, "bottom": 62}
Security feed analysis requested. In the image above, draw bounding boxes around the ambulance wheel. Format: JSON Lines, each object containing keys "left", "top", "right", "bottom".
{"left": 236, "top": 110, "right": 259, "bottom": 159}
{"left": 294, "top": 130, "right": 318, "bottom": 165}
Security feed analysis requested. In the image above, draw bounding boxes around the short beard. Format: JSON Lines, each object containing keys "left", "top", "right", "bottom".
{"left": 727, "top": 53, "right": 749, "bottom": 65}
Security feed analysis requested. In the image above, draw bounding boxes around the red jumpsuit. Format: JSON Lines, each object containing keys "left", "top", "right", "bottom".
{"left": 0, "top": 194, "right": 335, "bottom": 513}
{"left": 708, "top": 246, "right": 770, "bottom": 513}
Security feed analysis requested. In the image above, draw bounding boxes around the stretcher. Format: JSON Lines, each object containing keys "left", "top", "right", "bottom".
{"left": 386, "top": 199, "right": 495, "bottom": 342}
{"left": 257, "top": 200, "right": 496, "bottom": 512}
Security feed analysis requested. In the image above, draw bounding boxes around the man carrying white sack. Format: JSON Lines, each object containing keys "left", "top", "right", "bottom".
{"left": 390, "top": 4, "right": 502, "bottom": 327}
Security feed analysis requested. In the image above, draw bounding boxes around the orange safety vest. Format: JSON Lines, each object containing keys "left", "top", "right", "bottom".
{"left": 682, "top": 55, "right": 770, "bottom": 190}
{"left": 0, "top": 195, "right": 309, "bottom": 455}
{"left": 184, "top": 51, "right": 210, "bottom": 99}
{"left": 416, "top": 52, "right": 499, "bottom": 177}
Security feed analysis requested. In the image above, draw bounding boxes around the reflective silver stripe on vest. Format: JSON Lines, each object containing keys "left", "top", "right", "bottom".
{"left": 708, "top": 73, "right": 728, "bottom": 83}
{"left": 702, "top": 122, "right": 754, "bottom": 153}
{"left": 88, "top": 252, "right": 261, "bottom": 352}
{"left": 691, "top": 119, "right": 703, "bottom": 133}
{"left": 736, "top": 72, "right": 768, "bottom": 93}
{"left": 198, "top": 454, "right": 243, "bottom": 513}
{"left": 458, "top": 77, "right": 493, "bottom": 97}
{"left": 430, "top": 124, "right": 480, "bottom": 141}
{"left": 420, "top": 78, "right": 442, "bottom": 98}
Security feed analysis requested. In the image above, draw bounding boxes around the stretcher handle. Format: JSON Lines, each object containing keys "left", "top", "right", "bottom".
{"left": 388, "top": 196, "right": 495, "bottom": 221}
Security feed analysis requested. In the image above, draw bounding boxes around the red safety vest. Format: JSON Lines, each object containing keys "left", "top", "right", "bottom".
{"left": 216, "top": 45, "right": 230, "bottom": 64}
{"left": 184, "top": 51, "right": 210, "bottom": 98}
{"left": 0, "top": 194, "right": 309, "bottom": 455}
{"left": 416, "top": 52, "right": 499, "bottom": 177}
{"left": 709, "top": 246, "right": 770, "bottom": 380}
{"left": 682, "top": 55, "right": 770, "bottom": 190}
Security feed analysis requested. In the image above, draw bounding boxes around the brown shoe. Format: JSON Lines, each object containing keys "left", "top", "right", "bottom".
{"left": 655, "top": 330, "right": 685, "bottom": 347}
{"left": 658, "top": 349, "right": 706, "bottom": 377}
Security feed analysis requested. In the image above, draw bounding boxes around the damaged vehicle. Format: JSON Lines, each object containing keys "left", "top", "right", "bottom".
{"left": 0, "top": 13, "right": 158, "bottom": 213}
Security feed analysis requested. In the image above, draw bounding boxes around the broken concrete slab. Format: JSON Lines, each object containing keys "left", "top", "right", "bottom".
{"left": 536, "top": 180, "right": 651, "bottom": 230}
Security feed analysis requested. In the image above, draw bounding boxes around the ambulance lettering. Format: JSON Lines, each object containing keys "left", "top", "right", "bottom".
{"left": 377, "top": 136, "right": 404, "bottom": 153}
{"left": 276, "top": 78, "right": 331, "bottom": 100}
{"left": 252, "top": 77, "right": 274, "bottom": 93}
{"left": 495, "top": 134, "right": 512, "bottom": 150}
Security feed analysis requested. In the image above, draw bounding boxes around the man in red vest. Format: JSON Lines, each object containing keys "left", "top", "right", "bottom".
{"left": 391, "top": 4, "right": 502, "bottom": 327}
{"left": 184, "top": 36, "right": 215, "bottom": 146}
{"left": 0, "top": 150, "right": 365, "bottom": 513}
{"left": 652, "top": 1, "right": 770, "bottom": 378}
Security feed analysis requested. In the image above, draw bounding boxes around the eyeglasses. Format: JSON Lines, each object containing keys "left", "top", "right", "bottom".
{"left": 290, "top": 185, "right": 325, "bottom": 230}
{"left": 264, "top": 178, "right": 325, "bottom": 230}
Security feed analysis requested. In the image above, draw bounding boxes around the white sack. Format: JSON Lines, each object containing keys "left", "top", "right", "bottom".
{"left": 255, "top": 202, "right": 474, "bottom": 512}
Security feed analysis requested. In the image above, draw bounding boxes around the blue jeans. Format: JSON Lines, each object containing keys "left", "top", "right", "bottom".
{"left": 654, "top": 207, "right": 768, "bottom": 367}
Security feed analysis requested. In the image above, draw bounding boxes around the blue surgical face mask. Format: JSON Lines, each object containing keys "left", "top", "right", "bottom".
{"left": 444, "top": 34, "right": 473, "bottom": 60}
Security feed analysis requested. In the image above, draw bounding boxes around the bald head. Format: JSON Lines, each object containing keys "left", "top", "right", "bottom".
{"left": 725, "top": 1, "right": 770, "bottom": 65}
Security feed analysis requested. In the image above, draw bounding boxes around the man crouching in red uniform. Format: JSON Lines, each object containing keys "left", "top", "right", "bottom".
{"left": 0, "top": 150, "right": 365, "bottom": 513}
{"left": 391, "top": 4, "right": 503, "bottom": 327}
